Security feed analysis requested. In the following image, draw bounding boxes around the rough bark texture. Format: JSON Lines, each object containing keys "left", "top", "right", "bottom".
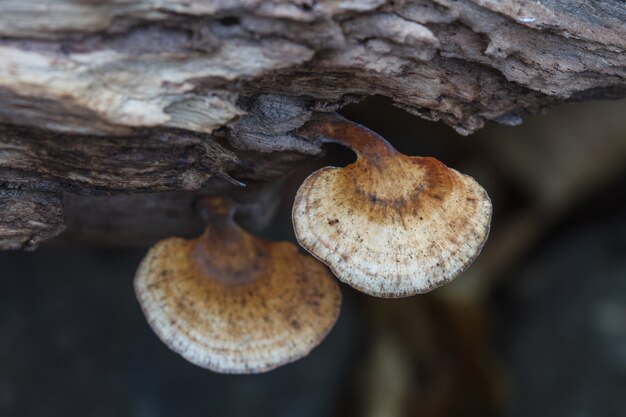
{"left": 0, "top": 0, "right": 624, "bottom": 249}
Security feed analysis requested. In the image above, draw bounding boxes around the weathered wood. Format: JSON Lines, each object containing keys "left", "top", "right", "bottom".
{"left": 0, "top": 0, "right": 624, "bottom": 248}
{"left": 59, "top": 180, "right": 286, "bottom": 247}
{"left": 0, "top": 190, "right": 65, "bottom": 250}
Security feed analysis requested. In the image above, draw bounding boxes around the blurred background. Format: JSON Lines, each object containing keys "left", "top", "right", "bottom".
{"left": 1, "top": 98, "right": 625, "bottom": 417}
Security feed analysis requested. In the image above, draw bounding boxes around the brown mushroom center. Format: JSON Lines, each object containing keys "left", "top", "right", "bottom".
{"left": 187, "top": 200, "right": 272, "bottom": 286}
{"left": 341, "top": 156, "right": 453, "bottom": 210}
{"left": 298, "top": 117, "right": 457, "bottom": 225}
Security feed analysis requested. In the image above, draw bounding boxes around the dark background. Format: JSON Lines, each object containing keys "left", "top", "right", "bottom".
{"left": 2, "top": 98, "right": 625, "bottom": 417}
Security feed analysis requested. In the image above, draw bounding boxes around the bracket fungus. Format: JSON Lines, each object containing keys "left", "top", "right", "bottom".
{"left": 292, "top": 115, "right": 492, "bottom": 298}
{"left": 134, "top": 198, "right": 341, "bottom": 373}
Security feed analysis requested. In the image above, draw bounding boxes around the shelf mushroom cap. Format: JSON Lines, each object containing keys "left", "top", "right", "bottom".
{"left": 135, "top": 199, "right": 341, "bottom": 374}
{"left": 292, "top": 116, "right": 492, "bottom": 298}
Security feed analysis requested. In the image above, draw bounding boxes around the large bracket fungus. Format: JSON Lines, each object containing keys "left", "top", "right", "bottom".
{"left": 134, "top": 198, "right": 341, "bottom": 374}
{"left": 292, "top": 115, "right": 492, "bottom": 298}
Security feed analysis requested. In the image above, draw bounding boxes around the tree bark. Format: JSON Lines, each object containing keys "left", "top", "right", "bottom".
{"left": 0, "top": 0, "right": 624, "bottom": 249}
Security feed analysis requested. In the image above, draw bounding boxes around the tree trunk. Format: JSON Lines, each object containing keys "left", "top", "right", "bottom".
{"left": 1, "top": 0, "right": 624, "bottom": 249}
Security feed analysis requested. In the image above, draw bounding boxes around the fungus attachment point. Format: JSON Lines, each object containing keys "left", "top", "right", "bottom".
{"left": 292, "top": 115, "right": 492, "bottom": 298}
{"left": 134, "top": 198, "right": 341, "bottom": 373}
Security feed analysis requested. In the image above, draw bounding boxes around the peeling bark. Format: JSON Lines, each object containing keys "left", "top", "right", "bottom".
{"left": 0, "top": 190, "right": 65, "bottom": 250}
{"left": 0, "top": 0, "right": 624, "bottom": 248}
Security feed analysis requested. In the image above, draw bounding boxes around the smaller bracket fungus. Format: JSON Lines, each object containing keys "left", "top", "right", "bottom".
{"left": 292, "top": 115, "right": 492, "bottom": 298}
{"left": 134, "top": 198, "right": 341, "bottom": 374}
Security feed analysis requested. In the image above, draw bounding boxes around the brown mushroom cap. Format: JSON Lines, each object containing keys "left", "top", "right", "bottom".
{"left": 134, "top": 199, "right": 341, "bottom": 373}
{"left": 292, "top": 116, "right": 492, "bottom": 298}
